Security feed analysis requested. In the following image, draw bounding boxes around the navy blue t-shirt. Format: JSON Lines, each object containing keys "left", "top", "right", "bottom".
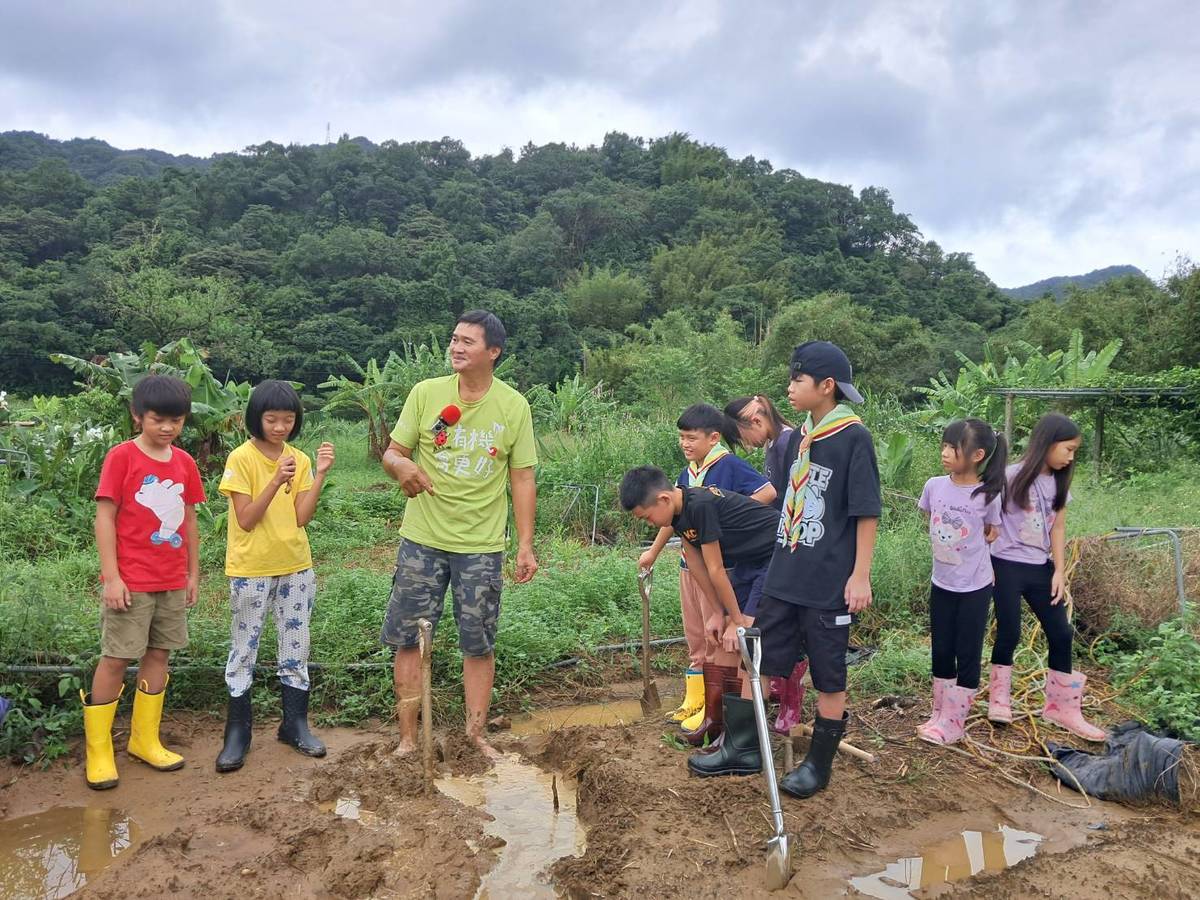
{"left": 675, "top": 453, "right": 769, "bottom": 495}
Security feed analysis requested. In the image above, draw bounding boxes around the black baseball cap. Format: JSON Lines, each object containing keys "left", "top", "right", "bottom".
{"left": 789, "top": 341, "right": 864, "bottom": 403}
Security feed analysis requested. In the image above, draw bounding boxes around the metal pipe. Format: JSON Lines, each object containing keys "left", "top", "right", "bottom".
{"left": 3, "top": 636, "right": 690, "bottom": 677}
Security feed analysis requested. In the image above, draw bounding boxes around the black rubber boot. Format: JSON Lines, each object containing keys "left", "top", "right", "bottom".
{"left": 780, "top": 712, "right": 846, "bottom": 799}
{"left": 216, "top": 692, "right": 253, "bottom": 773}
{"left": 277, "top": 684, "right": 326, "bottom": 757}
{"left": 687, "top": 695, "right": 762, "bottom": 777}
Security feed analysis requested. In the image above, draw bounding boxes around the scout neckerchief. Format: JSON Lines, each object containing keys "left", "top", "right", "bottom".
{"left": 780, "top": 404, "right": 862, "bottom": 550}
{"left": 687, "top": 443, "right": 730, "bottom": 487}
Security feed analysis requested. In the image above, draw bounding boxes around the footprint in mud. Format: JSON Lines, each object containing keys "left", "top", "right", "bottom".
{"left": 436, "top": 754, "right": 586, "bottom": 899}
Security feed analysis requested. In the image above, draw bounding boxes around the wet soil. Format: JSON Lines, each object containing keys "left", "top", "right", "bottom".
{"left": 517, "top": 692, "right": 1200, "bottom": 899}
{"left": 2, "top": 679, "right": 1197, "bottom": 898}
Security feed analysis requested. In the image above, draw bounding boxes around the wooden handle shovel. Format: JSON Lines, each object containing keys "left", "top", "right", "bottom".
{"left": 638, "top": 568, "right": 660, "bottom": 715}
{"left": 418, "top": 617, "right": 435, "bottom": 797}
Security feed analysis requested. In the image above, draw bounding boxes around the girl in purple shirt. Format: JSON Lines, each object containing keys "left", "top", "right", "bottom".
{"left": 916, "top": 418, "right": 1007, "bottom": 745}
{"left": 987, "top": 413, "right": 1106, "bottom": 741}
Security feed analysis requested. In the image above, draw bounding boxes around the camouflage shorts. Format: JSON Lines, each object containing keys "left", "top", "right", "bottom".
{"left": 381, "top": 539, "right": 504, "bottom": 657}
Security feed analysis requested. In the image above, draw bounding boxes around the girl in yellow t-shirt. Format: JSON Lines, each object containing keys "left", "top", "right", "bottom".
{"left": 215, "top": 380, "right": 334, "bottom": 773}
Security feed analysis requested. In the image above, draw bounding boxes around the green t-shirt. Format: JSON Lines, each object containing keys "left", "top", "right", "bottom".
{"left": 391, "top": 374, "right": 538, "bottom": 554}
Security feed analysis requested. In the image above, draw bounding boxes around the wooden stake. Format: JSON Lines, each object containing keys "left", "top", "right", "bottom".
{"left": 418, "top": 618, "right": 434, "bottom": 797}
{"left": 793, "top": 723, "right": 876, "bottom": 763}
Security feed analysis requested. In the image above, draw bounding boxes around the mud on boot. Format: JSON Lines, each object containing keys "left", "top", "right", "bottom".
{"left": 688, "top": 694, "right": 762, "bottom": 777}
{"left": 987, "top": 664, "right": 1014, "bottom": 724}
{"left": 780, "top": 712, "right": 846, "bottom": 799}
{"left": 917, "top": 676, "right": 955, "bottom": 738}
{"left": 920, "top": 684, "right": 976, "bottom": 746}
{"left": 128, "top": 678, "right": 184, "bottom": 771}
{"left": 1041, "top": 670, "right": 1107, "bottom": 742}
{"left": 277, "top": 684, "right": 326, "bottom": 757}
{"left": 666, "top": 669, "right": 705, "bottom": 722}
{"left": 216, "top": 691, "right": 253, "bottom": 772}
{"left": 81, "top": 687, "right": 123, "bottom": 790}
{"left": 681, "top": 662, "right": 737, "bottom": 747}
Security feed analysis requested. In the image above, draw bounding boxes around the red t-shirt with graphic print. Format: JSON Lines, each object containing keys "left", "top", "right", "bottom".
{"left": 95, "top": 441, "right": 206, "bottom": 591}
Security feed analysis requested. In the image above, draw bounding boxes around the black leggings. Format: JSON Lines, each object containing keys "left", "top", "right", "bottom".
{"left": 990, "top": 557, "right": 1074, "bottom": 674}
{"left": 929, "top": 583, "right": 992, "bottom": 689}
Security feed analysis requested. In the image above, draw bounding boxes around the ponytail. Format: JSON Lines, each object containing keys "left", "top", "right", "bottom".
{"left": 723, "top": 394, "right": 794, "bottom": 449}
{"left": 942, "top": 417, "right": 1007, "bottom": 505}
{"left": 976, "top": 429, "right": 1008, "bottom": 506}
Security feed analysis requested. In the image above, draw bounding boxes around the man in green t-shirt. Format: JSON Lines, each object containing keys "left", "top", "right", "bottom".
{"left": 381, "top": 310, "right": 539, "bottom": 757}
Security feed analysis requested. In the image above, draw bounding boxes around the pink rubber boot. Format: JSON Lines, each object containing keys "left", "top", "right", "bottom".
{"left": 772, "top": 660, "right": 809, "bottom": 735}
{"left": 920, "top": 684, "right": 976, "bottom": 746}
{"left": 1041, "top": 670, "right": 1107, "bottom": 742}
{"left": 917, "top": 677, "right": 955, "bottom": 738}
{"left": 987, "top": 664, "right": 1013, "bottom": 724}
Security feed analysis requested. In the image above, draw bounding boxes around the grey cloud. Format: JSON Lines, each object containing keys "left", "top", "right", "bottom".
{"left": 0, "top": 0, "right": 1195, "bottom": 283}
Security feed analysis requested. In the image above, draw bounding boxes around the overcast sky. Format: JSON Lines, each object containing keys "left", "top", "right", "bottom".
{"left": 2, "top": 0, "right": 1196, "bottom": 286}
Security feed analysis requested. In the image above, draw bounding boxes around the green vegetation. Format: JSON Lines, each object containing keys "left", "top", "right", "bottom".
{"left": 2, "top": 128, "right": 1198, "bottom": 761}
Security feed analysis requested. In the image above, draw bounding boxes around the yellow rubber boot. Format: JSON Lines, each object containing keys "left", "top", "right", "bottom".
{"left": 128, "top": 677, "right": 184, "bottom": 771}
{"left": 666, "top": 670, "right": 705, "bottom": 723}
{"left": 81, "top": 686, "right": 122, "bottom": 790}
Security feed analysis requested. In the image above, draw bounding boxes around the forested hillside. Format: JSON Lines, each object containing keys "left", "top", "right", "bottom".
{"left": 1, "top": 131, "right": 1196, "bottom": 399}
{"left": 1001, "top": 265, "right": 1147, "bottom": 301}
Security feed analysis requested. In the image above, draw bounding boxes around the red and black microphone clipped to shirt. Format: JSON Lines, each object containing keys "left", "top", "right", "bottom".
{"left": 431, "top": 404, "right": 462, "bottom": 447}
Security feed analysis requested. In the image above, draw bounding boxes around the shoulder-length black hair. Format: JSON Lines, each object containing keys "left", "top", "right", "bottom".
{"left": 942, "top": 417, "right": 1007, "bottom": 505}
{"left": 724, "top": 395, "right": 793, "bottom": 448}
{"left": 1010, "top": 412, "right": 1080, "bottom": 512}
{"left": 246, "top": 380, "right": 303, "bottom": 441}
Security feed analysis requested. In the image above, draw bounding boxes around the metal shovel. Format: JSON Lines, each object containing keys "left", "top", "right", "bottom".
{"left": 637, "top": 568, "right": 661, "bottom": 715}
{"left": 738, "top": 625, "right": 793, "bottom": 891}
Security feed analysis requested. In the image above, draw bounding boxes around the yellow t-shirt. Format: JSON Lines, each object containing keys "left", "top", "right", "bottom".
{"left": 391, "top": 374, "right": 537, "bottom": 554}
{"left": 219, "top": 441, "right": 315, "bottom": 577}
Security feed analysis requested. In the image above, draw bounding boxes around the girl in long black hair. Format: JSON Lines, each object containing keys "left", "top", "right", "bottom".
{"left": 987, "top": 412, "right": 1106, "bottom": 741}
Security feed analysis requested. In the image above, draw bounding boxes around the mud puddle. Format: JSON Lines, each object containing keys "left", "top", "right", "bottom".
{"left": 0, "top": 806, "right": 141, "bottom": 900}
{"left": 849, "top": 825, "right": 1045, "bottom": 898}
{"left": 510, "top": 696, "right": 678, "bottom": 737}
{"left": 436, "top": 754, "right": 585, "bottom": 898}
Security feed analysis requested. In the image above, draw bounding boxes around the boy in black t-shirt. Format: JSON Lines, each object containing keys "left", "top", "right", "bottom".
{"left": 621, "top": 466, "right": 779, "bottom": 775}
{"left": 759, "top": 341, "right": 882, "bottom": 800}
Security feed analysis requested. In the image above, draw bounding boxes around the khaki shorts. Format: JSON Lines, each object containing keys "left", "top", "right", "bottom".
{"left": 100, "top": 590, "right": 189, "bottom": 659}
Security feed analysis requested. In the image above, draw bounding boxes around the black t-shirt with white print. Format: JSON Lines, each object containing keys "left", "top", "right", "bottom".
{"left": 672, "top": 486, "right": 778, "bottom": 568}
{"left": 763, "top": 423, "right": 882, "bottom": 609}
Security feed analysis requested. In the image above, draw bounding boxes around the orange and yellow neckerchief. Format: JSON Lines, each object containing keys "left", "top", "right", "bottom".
{"left": 779, "top": 404, "right": 861, "bottom": 550}
{"left": 687, "top": 443, "right": 731, "bottom": 487}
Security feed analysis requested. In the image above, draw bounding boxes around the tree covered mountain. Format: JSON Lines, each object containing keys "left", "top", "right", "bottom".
{"left": 1002, "top": 265, "right": 1147, "bottom": 301}
{"left": 1, "top": 131, "right": 1193, "bottom": 401}
{"left": 0, "top": 131, "right": 212, "bottom": 185}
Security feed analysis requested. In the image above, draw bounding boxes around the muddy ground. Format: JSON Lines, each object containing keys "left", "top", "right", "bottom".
{"left": 1, "top": 678, "right": 1197, "bottom": 899}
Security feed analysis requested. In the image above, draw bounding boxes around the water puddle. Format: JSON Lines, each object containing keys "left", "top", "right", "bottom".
{"left": 436, "top": 754, "right": 585, "bottom": 898}
{"left": 849, "top": 825, "right": 1044, "bottom": 899}
{"left": 509, "top": 697, "right": 675, "bottom": 737}
{"left": 0, "top": 806, "right": 141, "bottom": 900}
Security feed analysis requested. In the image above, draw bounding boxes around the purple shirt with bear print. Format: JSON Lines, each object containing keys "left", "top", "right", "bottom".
{"left": 919, "top": 475, "right": 1003, "bottom": 592}
{"left": 990, "top": 464, "right": 1070, "bottom": 566}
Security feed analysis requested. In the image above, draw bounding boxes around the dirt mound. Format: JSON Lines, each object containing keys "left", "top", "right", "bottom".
{"left": 310, "top": 738, "right": 427, "bottom": 807}
{"left": 439, "top": 730, "right": 494, "bottom": 775}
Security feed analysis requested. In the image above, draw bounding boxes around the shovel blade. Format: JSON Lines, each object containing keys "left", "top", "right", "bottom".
{"left": 765, "top": 834, "right": 792, "bottom": 891}
{"left": 640, "top": 683, "right": 661, "bottom": 715}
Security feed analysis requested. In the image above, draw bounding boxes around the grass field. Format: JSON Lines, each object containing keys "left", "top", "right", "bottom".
{"left": 3, "top": 419, "right": 1199, "bottom": 761}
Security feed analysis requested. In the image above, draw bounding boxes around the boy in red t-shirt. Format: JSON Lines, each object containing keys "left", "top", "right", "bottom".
{"left": 81, "top": 375, "right": 206, "bottom": 790}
